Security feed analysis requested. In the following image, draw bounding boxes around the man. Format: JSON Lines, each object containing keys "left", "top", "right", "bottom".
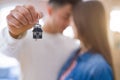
{"left": 0, "top": 0, "right": 79, "bottom": 80}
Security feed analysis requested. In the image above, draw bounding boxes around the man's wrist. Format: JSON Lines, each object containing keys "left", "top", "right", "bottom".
{"left": 9, "top": 31, "right": 21, "bottom": 39}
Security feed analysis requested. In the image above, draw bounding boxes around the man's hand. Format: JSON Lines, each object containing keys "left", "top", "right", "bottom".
{"left": 7, "top": 5, "right": 42, "bottom": 38}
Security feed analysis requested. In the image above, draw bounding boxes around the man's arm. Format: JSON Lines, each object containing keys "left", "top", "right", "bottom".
{"left": 0, "top": 5, "right": 42, "bottom": 57}
{"left": 0, "top": 27, "right": 24, "bottom": 58}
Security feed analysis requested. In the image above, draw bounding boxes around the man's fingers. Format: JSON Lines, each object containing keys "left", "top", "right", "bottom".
{"left": 11, "top": 10, "right": 28, "bottom": 25}
{"left": 23, "top": 5, "right": 38, "bottom": 24}
{"left": 15, "top": 6, "right": 33, "bottom": 24}
{"left": 24, "top": 5, "right": 37, "bottom": 21}
{"left": 7, "top": 14, "right": 23, "bottom": 28}
{"left": 38, "top": 12, "right": 43, "bottom": 19}
{"left": 6, "top": 5, "right": 41, "bottom": 36}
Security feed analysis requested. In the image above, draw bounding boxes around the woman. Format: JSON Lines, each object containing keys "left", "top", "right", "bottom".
{"left": 58, "top": 1, "right": 114, "bottom": 80}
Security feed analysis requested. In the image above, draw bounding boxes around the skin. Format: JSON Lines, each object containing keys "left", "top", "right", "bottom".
{"left": 6, "top": 3, "right": 73, "bottom": 38}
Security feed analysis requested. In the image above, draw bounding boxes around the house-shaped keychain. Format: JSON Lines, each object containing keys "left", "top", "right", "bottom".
{"left": 33, "top": 23, "right": 43, "bottom": 39}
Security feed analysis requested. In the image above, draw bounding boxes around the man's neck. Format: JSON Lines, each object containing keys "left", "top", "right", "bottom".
{"left": 42, "top": 20, "right": 62, "bottom": 34}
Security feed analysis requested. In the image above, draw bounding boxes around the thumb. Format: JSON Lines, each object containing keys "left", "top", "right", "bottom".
{"left": 34, "top": 11, "right": 43, "bottom": 24}
{"left": 37, "top": 12, "right": 43, "bottom": 19}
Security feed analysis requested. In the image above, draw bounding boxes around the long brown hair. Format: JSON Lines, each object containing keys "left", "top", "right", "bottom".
{"left": 73, "top": 0, "right": 115, "bottom": 77}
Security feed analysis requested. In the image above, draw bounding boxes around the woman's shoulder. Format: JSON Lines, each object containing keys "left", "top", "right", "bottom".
{"left": 85, "top": 53, "right": 112, "bottom": 72}
{"left": 88, "top": 53, "right": 108, "bottom": 64}
{"left": 83, "top": 53, "right": 113, "bottom": 80}
{"left": 77, "top": 52, "right": 112, "bottom": 74}
{"left": 87, "top": 53, "right": 110, "bottom": 69}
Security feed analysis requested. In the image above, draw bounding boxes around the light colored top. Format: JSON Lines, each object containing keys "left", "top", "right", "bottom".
{"left": 0, "top": 27, "right": 79, "bottom": 80}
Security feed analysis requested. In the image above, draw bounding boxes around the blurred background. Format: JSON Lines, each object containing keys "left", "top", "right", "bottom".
{"left": 0, "top": 0, "right": 120, "bottom": 80}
